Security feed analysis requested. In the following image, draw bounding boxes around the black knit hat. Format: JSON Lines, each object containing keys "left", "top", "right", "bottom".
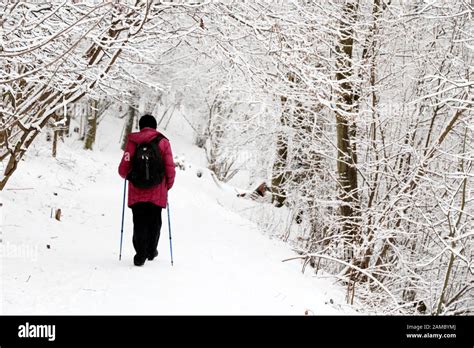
{"left": 139, "top": 114, "right": 157, "bottom": 130}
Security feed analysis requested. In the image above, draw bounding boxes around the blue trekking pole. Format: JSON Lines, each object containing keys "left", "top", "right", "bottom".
{"left": 167, "top": 202, "right": 174, "bottom": 266}
{"left": 119, "top": 179, "right": 127, "bottom": 261}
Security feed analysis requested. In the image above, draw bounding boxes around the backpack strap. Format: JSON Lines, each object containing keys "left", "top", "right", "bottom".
{"left": 158, "top": 134, "right": 166, "bottom": 142}
{"left": 149, "top": 134, "right": 165, "bottom": 156}
{"left": 152, "top": 134, "right": 165, "bottom": 143}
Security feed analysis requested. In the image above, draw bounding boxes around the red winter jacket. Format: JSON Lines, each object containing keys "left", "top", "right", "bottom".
{"left": 118, "top": 128, "right": 176, "bottom": 208}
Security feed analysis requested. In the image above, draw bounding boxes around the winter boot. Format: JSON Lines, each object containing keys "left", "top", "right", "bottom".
{"left": 134, "top": 254, "right": 146, "bottom": 266}
{"left": 147, "top": 250, "right": 159, "bottom": 261}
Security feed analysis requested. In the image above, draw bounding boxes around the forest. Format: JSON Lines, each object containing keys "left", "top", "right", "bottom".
{"left": 1, "top": 0, "right": 473, "bottom": 315}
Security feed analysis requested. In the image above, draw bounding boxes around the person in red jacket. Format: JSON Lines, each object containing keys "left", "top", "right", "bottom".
{"left": 118, "top": 114, "right": 176, "bottom": 266}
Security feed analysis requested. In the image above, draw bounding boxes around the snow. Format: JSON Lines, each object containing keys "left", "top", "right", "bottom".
{"left": 0, "top": 113, "right": 356, "bottom": 315}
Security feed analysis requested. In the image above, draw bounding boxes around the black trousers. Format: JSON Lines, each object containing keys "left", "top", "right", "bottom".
{"left": 131, "top": 202, "right": 162, "bottom": 259}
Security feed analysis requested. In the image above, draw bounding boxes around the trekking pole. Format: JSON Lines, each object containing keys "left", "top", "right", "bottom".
{"left": 167, "top": 202, "right": 174, "bottom": 266}
{"left": 119, "top": 179, "right": 127, "bottom": 261}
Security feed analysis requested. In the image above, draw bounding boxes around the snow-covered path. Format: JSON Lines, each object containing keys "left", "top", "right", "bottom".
{"left": 1, "top": 117, "right": 353, "bottom": 315}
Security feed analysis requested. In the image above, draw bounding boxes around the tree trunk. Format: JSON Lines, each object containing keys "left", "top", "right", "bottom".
{"left": 271, "top": 97, "right": 290, "bottom": 207}
{"left": 65, "top": 106, "right": 71, "bottom": 138}
{"left": 272, "top": 72, "right": 296, "bottom": 207}
{"left": 335, "top": 0, "right": 360, "bottom": 260}
{"left": 52, "top": 113, "right": 58, "bottom": 158}
{"left": 359, "top": 0, "right": 383, "bottom": 273}
{"left": 122, "top": 102, "right": 136, "bottom": 151}
{"left": 84, "top": 99, "right": 98, "bottom": 150}
{"left": 79, "top": 103, "right": 86, "bottom": 141}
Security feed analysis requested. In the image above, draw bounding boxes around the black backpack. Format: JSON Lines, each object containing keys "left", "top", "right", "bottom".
{"left": 127, "top": 135, "right": 165, "bottom": 188}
